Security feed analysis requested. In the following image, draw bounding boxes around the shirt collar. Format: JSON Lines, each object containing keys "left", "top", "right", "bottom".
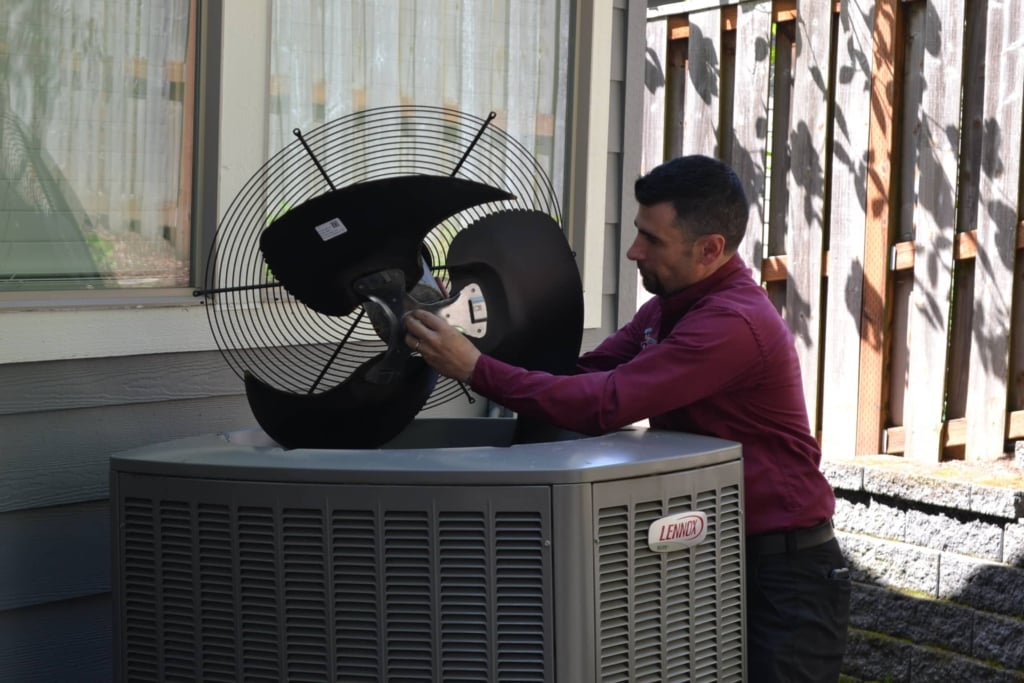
{"left": 659, "top": 253, "right": 747, "bottom": 321}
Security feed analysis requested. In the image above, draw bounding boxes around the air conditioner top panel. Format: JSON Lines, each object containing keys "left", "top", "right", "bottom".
{"left": 109, "top": 418, "right": 741, "bottom": 486}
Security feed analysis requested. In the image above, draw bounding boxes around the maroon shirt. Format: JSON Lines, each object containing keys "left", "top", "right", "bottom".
{"left": 470, "top": 254, "right": 834, "bottom": 535}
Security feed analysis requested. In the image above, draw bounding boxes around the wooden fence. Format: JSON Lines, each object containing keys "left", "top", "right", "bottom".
{"left": 642, "top": 0, "right": 1024, "bottom": 463}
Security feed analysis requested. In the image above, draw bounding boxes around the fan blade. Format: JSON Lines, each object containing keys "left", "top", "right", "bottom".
{"left": 260, "top": 176, "right": 513, "bottom": 316}
{"left": 445, "top": 210, "right": 583, "bottom": 374}
{"left": 244, "top": 354, "right": 438, "bottom": 449}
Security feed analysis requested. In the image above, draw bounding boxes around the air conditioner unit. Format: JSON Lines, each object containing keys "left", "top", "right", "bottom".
{"left": 110, "top": 419, "right": 745, "bottom": 682}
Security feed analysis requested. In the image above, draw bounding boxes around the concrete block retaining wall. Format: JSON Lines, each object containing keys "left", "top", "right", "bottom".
{"left": 823, "top": 457, "right": 1024, "bottom": 682}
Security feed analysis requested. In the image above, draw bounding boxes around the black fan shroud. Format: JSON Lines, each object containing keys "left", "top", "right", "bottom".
{"left": 200, "top": 105, "right": 577, "bottom": 447}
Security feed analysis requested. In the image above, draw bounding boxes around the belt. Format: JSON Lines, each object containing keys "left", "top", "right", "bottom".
{"left": 746, "top": 520, "right": 835, "bottom": 555}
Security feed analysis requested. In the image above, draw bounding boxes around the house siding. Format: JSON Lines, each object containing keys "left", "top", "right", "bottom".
{"left": 612, "top": 0, "right": 646, "bottom": 331}
{"left": 0, "top": 352, "right": 256, "bottom": 680}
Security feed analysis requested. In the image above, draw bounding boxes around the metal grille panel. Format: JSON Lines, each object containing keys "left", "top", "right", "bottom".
{"left": 283, "top": 507, "right": 330, "bottom": 681}
{"left": 439, "top": 512, "right": 488, "bottom": 680}
{"left": 332, "top": 509, "right": 379, "bottom": 681}
{"left": 115, "top": 477, "right": 552, "bottom": 682}
{"left": 495, "top": 512, "right": 548, "bottom": 681}
{"left": 383, "top": 510, "right": 433, "bottom": 681}
{"left": 197, "top": 503, "right": 235, "bottom": 682}
{"left": 159, "top": 501, "right": 197, "bottom": 682}
{"left": 123, "top": 498, "right": 158, "bottom": 683}
{"left": 594, "top": 462, "right": 745, "bottom": 683}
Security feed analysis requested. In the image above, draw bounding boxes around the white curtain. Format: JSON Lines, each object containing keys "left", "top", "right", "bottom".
{"left": 267, "top": 0, "right": 570, "bottom": 200}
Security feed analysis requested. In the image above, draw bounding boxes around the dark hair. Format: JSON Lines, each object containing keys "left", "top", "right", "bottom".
{"left": 634, "top": 155, "right": 749, "bottom": 252}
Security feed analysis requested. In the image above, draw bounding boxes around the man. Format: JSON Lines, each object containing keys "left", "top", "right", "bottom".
{"left": 404, "top": 154, "right": 850, "bottom": 682}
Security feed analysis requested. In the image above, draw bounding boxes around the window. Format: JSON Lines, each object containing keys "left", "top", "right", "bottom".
{"left": 0, "top": 0, "right": 196, "bottom": 292}
{"left": 1, "top": 1, "right": 570, "bottom": 297}
{"left": 0, "top": 0, "right": 574, "bottom": 361}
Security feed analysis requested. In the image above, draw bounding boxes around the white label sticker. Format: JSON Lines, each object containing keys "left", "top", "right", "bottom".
{"left": 315, "top": 217, "right": 348, "bottom": 241}
{"left": 647, "top": 511, "right": 707, "bottom": 552}
{"left": 469, "top": 296, "right": 488, "bottom": 323}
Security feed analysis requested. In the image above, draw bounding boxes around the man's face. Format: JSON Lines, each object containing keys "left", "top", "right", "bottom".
{"left": 626, "top": 201, "right": 703, "bottom": 296}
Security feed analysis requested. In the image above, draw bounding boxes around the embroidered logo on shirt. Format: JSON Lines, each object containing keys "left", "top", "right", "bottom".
{"left": 641, "top": 327, "right": 658, "bottom": 349}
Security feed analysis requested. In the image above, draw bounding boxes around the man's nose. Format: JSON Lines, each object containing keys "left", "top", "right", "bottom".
{"left": 626, "top": 238, "right": 641, "bottom": 262}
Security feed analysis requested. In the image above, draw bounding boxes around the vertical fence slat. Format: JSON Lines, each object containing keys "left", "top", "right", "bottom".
{"left": 821, "top": 0, "right": 876, "bottom": 459}
{"left": 889, "top": 5, "right": 927, "bottom": 446}
{"left": 643, "top": 18, "right": 669, "bottom": 174}
{"left": 903, "top": 0, "right": 964, "bottom": 462}
{"left": 964, "top": 1, "right": 1024, "bottom": 460}
{"left": 765, "top": 21, "right": 795, "bottom": 314}
{"left": 944, "top": 0, "right": 988, "bottom": 457}
{"left": 855, "top": 0, "right": 900, "bottom": 456}
{"left": 682, "top": 8, "right": 721, "bottom": 157}
{"left": 954, "top": 1, "right": 989, "bottom": 261}
{"left": 666, "top": 36, "right": 687, "bottom": 159}
{"left": 784, "top": 0, "right": 833, "bottom": 432}
{"left": 729, "top": 1, "right": 772, "bottom": 282}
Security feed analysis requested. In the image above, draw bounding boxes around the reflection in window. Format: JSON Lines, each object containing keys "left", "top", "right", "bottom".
{"left": 0, "top": 1, "right": 194, "bottom": 291}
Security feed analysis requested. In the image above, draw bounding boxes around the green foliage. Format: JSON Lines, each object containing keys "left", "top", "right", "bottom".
{"left": 84, "top": 232, "right": 115, "bottom": 272}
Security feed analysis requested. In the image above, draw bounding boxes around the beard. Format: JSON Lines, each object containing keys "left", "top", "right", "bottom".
{"left": 639, "top": 269, "right": 665, "bottom": 296}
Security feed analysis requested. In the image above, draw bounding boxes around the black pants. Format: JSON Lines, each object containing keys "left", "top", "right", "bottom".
{"left": 745, "top": 536, "right": 851, "bottom": 682}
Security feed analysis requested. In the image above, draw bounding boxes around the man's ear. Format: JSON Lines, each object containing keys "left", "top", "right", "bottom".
{"left": 697, "top": 234, "right": 727, "bottom": 264}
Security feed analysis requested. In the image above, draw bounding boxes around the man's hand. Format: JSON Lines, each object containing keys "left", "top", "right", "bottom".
{"left": 403, "top": 309, "right": 482, "bottom": 385}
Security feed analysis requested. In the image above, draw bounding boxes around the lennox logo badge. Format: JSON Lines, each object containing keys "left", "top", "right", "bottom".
{"left": 647, "top": 511, "right": 707, "bottom": 552}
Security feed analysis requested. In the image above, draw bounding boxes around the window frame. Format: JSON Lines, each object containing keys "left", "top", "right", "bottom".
{"left": 0, "top": 0, "right": 218, "bottom": 307}
{"left": 0, "top": 1, "right": 221, "bottom": 363}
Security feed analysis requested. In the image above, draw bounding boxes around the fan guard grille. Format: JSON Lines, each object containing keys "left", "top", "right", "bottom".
{"left": 202, "top": 106, "right": 561, "bottom": 410}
